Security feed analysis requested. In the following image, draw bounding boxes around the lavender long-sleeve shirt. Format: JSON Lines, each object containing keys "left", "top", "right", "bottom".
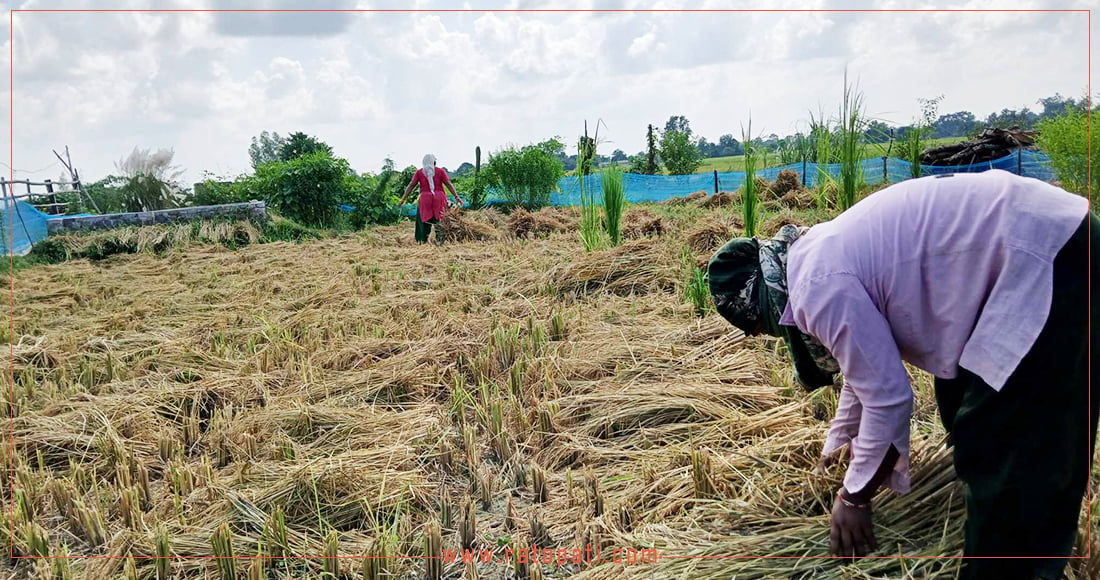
{"left": 778, "top": 170, "right": 1089, "bottom": 494}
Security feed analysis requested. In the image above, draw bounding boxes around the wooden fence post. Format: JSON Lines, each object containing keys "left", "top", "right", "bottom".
{"left": 44, "top": 179, "right": 57, "bottom": 215}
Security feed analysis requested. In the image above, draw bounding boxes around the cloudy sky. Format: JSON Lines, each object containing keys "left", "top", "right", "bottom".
{"left": 2, "top": 0, "right": 1095, "bottom": 187}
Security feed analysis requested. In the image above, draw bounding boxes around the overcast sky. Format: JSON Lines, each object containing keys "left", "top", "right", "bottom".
{"left": 2, "top": 0, "right": 1095, "bottom": 187}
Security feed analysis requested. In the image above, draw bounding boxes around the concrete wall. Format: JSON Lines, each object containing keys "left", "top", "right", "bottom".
{"left": 46, "top": 201, "right": 266, "bottom": 234}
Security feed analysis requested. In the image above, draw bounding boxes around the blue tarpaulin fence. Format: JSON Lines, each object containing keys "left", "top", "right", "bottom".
{"left": 1, "top": 199, "right": 51, "bottom": 256}
{"left": 400, "top": 150, "right": 1057, "bottom": 215}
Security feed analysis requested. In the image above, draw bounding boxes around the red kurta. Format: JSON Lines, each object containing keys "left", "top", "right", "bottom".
{"left": 414, "top": 167, "right": 452, "bottom": 222}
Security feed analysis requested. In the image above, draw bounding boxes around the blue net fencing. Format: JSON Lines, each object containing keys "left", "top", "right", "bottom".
{"left": 399, "top": 150, "right": 1057, "bottom": 216}
{"left": 2, "top": 199, "right": 51, "bottom": 256}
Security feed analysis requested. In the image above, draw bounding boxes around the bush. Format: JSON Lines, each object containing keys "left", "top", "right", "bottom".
{"left": 1037, "top": 103, "right": 1098, "bottom": 196}
{"left": 263, "top": 152, "right": 349, "bottom": 228}
{"left": 190, "top": 179, "right": 256, "bottom": 207}
{"left": 347, "top": 171, "right": 401, "bottom": 230}
{"left": 27, "top": 238, "right": 70, "bottom": 264}
{"left": 485, "top": 144, "right": 564, "bottom": 209}
{"left": 83, "top": 175, "right": 129, "bottom": 214}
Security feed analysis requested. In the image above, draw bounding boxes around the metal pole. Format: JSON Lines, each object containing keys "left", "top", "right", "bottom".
{"left": 882, "top": 156, "right": 887, "bottom": 184}
{"left": 801, "top": 156, "right": 807, "bottom": 187}
{"left": 713, "top": 170, "right": 718, "bottom": 194}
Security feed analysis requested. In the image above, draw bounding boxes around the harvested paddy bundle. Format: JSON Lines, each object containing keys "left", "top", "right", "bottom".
{"left": 697, "top": 191, "right": 736, "bottom": 209}
{"left": 437, "top": 208, "right": 501, "bottom": 243}
{"left": 509, "top": 207, "right": 575, "bottom": 238}
{"left": 759, "top": 207, "right": 807, "bottom": 237}
{"left": 769, "top": 169, "right": 802, "bottom": 198}
{"left": 544, "top": 239, "right": 677, "bottom": 296}
{"left": 685, "top": 219, "right": 739, "bottom": 254}
{"left": 780, "top": 186, "right": 817, "bottom": 210}
{"left": 536, "top": 206, "right": 579, "bottom": 226}
{"left": 620, "top": 208, "right": 664, "bottom": 239}
{"left": 662, "top": 190, "right": 708, "bottom": 205}
{"left": 475, "top": 206, "right": 508, "bottom": 228}
{"left": 751, "top": 176, "right": 777, "bottom": 200}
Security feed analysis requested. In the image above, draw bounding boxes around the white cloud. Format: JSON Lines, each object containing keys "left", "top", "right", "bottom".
{"left": 627, "top": 29, "right": 658, "bottom": 58}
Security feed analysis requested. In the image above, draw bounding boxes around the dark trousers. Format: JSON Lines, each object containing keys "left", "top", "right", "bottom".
{"left": 414, "top": 217, "right": 440, "bottom": 244}
{"left": 933, "top": 213, "right": 1098, "bottom": 580}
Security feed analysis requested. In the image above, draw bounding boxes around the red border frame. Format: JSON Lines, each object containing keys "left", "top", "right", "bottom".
{"left": 6, "top": 3, "right": 1091, "bottom": 572}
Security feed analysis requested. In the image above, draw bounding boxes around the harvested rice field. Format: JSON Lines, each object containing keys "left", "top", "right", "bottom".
{"left": 3, "top": 203, "right": 1098, "bottom": 580}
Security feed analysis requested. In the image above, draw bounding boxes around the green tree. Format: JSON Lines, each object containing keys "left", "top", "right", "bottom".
{"left": 249, "top": 131, "right": 286, "bottom": 169}
{"left": 485, "top": 143, "right": 565, "bottom": 209}
{"left": 659, "top": 129, "right": 702, "bottom": 175}
{"left": 279, "top": 131, "right": 333, "bottom": 161}
{"left": 664, "top": 115, "right": 692, "bottom": 136}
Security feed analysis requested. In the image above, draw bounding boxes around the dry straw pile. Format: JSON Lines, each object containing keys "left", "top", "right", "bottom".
{"left": 3, "top": 203, "right": 1097, "bottom": 580}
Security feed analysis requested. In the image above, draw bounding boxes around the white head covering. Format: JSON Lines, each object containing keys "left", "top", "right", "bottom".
{"left": 422, "top": 154, "right": 437, "bottom": 195}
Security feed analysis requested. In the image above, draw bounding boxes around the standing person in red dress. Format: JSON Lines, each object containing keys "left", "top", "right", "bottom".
{"left": 399, "top": 154, "right": 464, "bottom": 244}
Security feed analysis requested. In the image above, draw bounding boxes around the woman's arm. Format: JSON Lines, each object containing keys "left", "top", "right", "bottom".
{"left": 446, "top": 181, "right": 463, "bottom": 206}
{"left": 398, "top": 174, "right": 419, "bottom": 206}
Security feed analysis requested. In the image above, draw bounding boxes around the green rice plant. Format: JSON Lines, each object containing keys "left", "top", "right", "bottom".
{"left": 322, "top": 530, "right": 339, "bottom": 579}
{"left": 682, "top": 248, "right": 712, "bottom": 317}
{"left": 125, "top": 553, "right": 139, "bottom": 580}
{"left": 53, "top": 543, "right": 74, "bottom": 580}
{"left": 900, "top": 125, "right": 925, "bottom": 179}
{"left": 362, "top": 538, "right": 390, "bottom": 580}
{"left": 156, "top": 523, "right": 171, "bottom": 580}
{"left": 211, "top": 522, "right": 237, "bottom": 580}
{"left": 808, "top": 107, "right": 835, "bottom": 209}
{"left": 26, "top": 522, "right": 49, "bottom": 557}
{"left": 838, "top": 69, "right": 867, "bottom": 211}
{"left": 578, "top": 173, "right": 604, "bottom": 252}
{"left": 741, "top": 119, "right": 759, "bottom": 237}
{"left": 548, "top": 311, "right": 567, "bottom": 341}
{"left": 601, "top": 166, "right": 626, "bottom": 246}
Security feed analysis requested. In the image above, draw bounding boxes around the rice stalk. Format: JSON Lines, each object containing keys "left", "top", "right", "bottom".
{"left": 601, "top": 167, "right": 626, "bottom": 246}
{"left": 838, "top": 68, "right": 867, "bottom": 211}
{"left": 211, "top": 522, "right": 237, "bottom": 580}
{"left": 741, "top": 118, "right": 759, "bottom": 237}
{"left": 424, "top": 520, "right": 443, "bottom": 580}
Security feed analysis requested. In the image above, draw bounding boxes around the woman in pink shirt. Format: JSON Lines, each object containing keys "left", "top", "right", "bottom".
{"left": 708, "top": 170, "right": 1095, "bottom": 580}
{"left": 398, "top": 154, "right": 463, "bottom": 244}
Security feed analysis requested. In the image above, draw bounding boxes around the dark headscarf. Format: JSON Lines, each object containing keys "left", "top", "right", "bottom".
{"left": 708, "top": 224, "right": 840, "bottom": 391}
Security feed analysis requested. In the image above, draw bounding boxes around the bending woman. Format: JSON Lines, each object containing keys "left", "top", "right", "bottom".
{"left": 707, "top": 170, "right": 1096, "bottom": 580}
